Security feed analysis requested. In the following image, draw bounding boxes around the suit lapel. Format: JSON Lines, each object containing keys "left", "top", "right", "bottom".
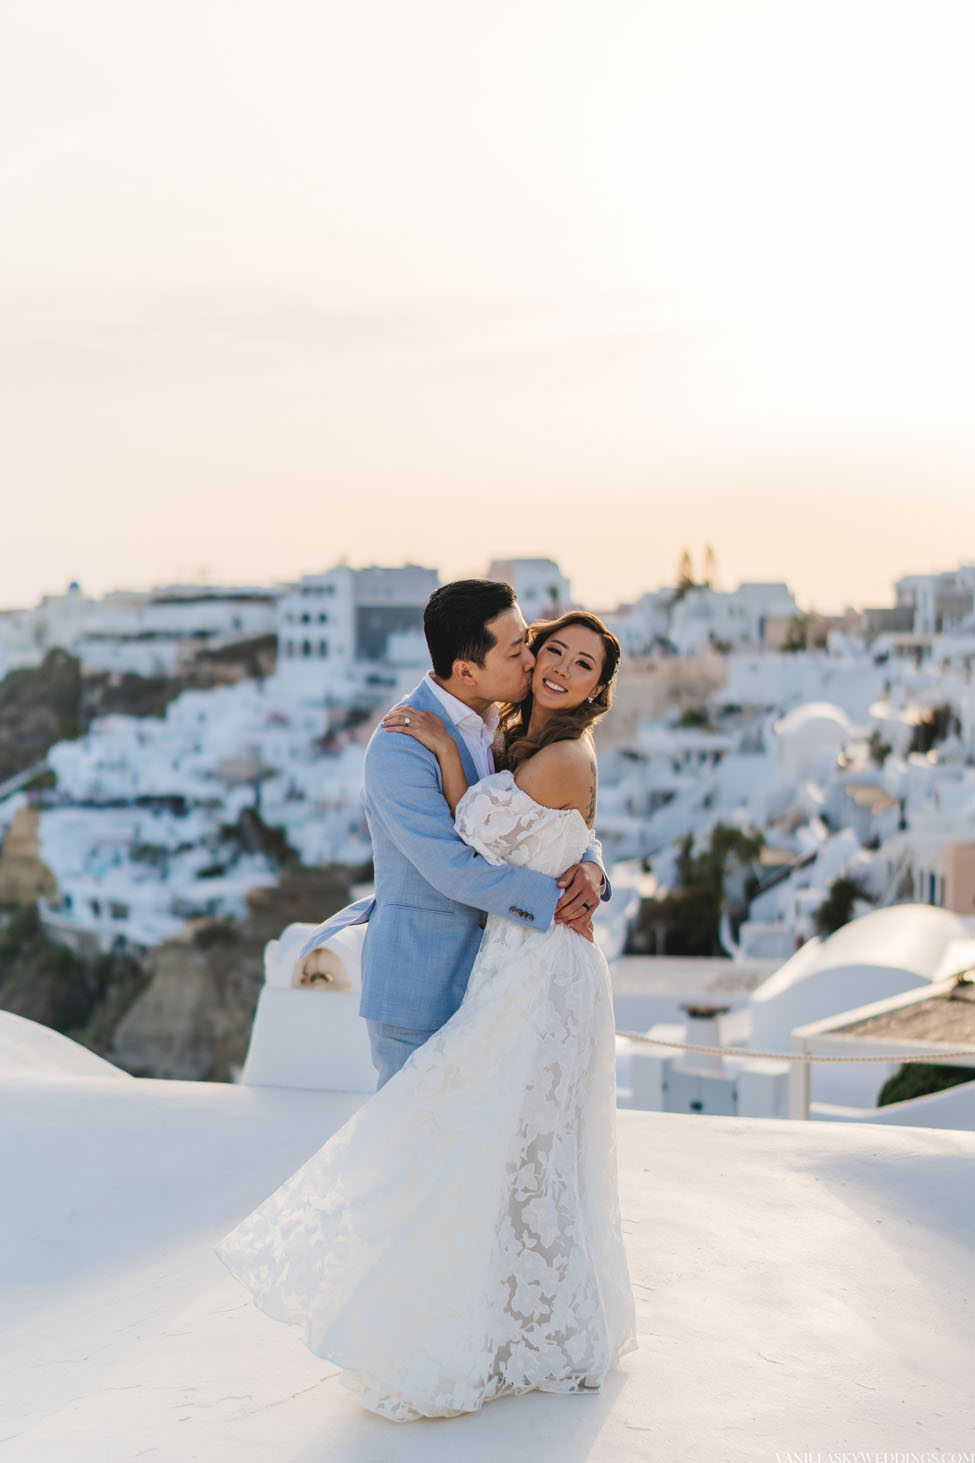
{"left": 410, "top": 677, "right": 482, "bottom": 787}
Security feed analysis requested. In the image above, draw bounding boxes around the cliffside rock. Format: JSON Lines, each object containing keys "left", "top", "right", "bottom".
{"left": 0, "top": 904, "right": 147, "bottom": 1034}
{"left": 108, "top": 866, "right": 354, "bottom": 1081}
{"left": 0, "top": 807, "right": 57, "bottom": 903}
{"left": 0, "top": 639, "right": 277, "bottom": 783}
{"left": 111, "top": 926, "right": 240, "bottom": 1080}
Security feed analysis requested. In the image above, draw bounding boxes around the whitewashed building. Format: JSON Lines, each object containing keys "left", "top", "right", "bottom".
{"left": 0, "top": 581, "right": 95, "bottom": 676}
{"left": 895, "top": 565, "right": 975, "bottom": 635}
{"left": 274, "top": 563, "right": 438, "bottom": 706}
{"left": 668, "top": 582, "right": 800, "bottom": 656}
{"left": 485, "top": 558, "right": 572, "bottom": 620}
{"left": 772, "top": 702, "right": 855, "bottom": 783}
{"left": 623, "top": 904, "right": 975, "bottom": 1125}
{"left": 0, "top": 581, "right": 278, "bottom": 680}
{"left": 605, "top": 589, "right": 674, "bottom": 655}
{"left": 74, "top": 586, "right": 278, "bottom": 676}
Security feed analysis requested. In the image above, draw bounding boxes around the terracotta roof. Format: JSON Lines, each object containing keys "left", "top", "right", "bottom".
{"left": 838, "top": 979, "right": 975, "bottom": 1045}
{"left": 843, "top": 782, "right": 900, "bottom": 814}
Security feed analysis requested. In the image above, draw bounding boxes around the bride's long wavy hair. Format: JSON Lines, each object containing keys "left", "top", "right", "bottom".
{"left": 497, "top": 611, "right": 622, "bottom": 771}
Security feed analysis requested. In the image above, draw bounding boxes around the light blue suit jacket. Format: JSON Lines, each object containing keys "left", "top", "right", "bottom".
{"left": 299, "top": 676, "right": 611, "bottom": 1033}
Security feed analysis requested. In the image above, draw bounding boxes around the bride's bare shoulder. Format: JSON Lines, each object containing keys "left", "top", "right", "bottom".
{"left": 512, "top": 738, "right": 597, "bottom": 817}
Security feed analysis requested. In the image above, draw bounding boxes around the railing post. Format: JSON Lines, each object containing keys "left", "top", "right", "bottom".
{"left": 788, "top": 1037, "right": 810, "bottom": 1120}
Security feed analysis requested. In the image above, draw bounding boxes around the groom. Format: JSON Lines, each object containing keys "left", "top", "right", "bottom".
{"left": 302, "top": 579, "right": 611, "bottom": 1088}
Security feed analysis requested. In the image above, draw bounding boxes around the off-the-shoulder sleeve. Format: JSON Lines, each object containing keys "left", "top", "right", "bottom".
{"left": 454, "top": 774, "right": 541, "bottom": 868}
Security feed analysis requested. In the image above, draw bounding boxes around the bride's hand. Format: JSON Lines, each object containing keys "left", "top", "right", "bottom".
{"left": 381, "top": 707, "right": 453, "bottom": 756}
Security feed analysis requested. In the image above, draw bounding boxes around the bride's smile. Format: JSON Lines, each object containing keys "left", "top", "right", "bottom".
{"left": 529, "top": 624, "right": 606, "bottom": 727}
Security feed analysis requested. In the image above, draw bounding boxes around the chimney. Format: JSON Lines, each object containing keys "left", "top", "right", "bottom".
{"left": 677, "top": 1002, "right": 731, "bottom": 1077}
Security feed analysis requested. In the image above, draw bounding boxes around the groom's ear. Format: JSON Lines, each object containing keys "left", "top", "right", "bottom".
{"left": 453, "top": 658, "right": 479, "bottom": 689}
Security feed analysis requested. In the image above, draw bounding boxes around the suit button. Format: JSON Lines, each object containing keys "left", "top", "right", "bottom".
{"left": 477, "top": 913, "right": 486, "bottom": 929}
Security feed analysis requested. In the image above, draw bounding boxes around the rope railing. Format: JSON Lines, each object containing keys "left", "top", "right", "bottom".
{"left": 616, "top": 967, "right": 975, "bottom": 1065}
{"left": 615, "top": 1031, "right": 975, "bottom": 1064}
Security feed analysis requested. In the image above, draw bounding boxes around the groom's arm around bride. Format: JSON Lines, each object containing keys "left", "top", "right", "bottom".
{"left": 303, "top": 579, "right": 611, "bottom": 1090}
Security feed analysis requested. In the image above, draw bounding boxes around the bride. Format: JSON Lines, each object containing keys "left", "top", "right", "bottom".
{"left": 214, "top": 610, "right": 637, "bottom": 1422}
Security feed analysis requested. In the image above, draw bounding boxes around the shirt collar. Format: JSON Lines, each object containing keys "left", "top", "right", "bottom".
{"left": 426, "top": 673, "right": 498, "bottom": 742}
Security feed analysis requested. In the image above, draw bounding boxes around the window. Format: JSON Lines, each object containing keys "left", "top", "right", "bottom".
{"left": 319, "top": 640, "right": 328, "bottom": 657}
{"left": 302, "top": 640, "right": 312, "bottom": 656}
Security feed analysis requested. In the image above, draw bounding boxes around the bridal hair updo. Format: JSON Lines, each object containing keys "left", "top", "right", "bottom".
{"left": 497, "top": 610, "right": 622, "bottom": 771}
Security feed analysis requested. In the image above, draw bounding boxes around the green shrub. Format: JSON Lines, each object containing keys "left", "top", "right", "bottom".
{"left": 814, "top": 877, "right": 869, "bottom": 937}
{"left": 878, "top": 1063, "right": 975, "bottom": 1107}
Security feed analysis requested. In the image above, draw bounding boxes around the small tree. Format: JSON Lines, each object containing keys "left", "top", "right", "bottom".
{"left": 814, "top": 877, "right": 869, "bottom": 938}
{"left": 868, "top": 730, "right": 892, "bottom": 767}
{"left": 878, "top": 1062, "right": 975, "bottom": 1107}
{"left": 909, "top": 703, "right": 961, "bottom": 756}
{"left": 670, "top": 550, "right": 698, "bottom": 606}
{"left": 782, "top": 614, "right": 809, "bottom": 653}
{"left": 644, "top": 824, "right": 764, "bottom": 957}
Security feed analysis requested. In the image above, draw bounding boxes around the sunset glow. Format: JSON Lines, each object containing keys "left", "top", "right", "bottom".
{"left": 3, "top": 0, "right": 974, "bottom": 610}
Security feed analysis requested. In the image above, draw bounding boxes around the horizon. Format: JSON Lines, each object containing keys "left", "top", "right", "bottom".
{"left": 0, "top": 544, "right": 950, "bottom": 620}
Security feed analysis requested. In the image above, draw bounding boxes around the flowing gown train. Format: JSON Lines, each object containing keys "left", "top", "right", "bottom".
{"left": 215, "top": 771, "right": 637, "bottom": 1421}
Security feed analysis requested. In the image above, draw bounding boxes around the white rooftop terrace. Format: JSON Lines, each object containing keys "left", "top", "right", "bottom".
{"left": 1, "top": 1015, "right": 972, "bottom": 1460}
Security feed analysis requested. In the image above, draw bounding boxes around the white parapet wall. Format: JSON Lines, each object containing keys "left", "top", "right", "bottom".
{"left": 0, "top": 1010, "right": 134, "bottom": 1081}
{"left": 239, "top": 921, "right": 376, "bottom": 1093}
{"left": 809, "top": 1079, "right": 975, "bottom": 1126}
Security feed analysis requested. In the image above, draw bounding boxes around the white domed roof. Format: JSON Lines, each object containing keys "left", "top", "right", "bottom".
{"left": 753, "top": 903, "right": 969, "bottom": 1003}
{"left": 774, "top": 702, "right": 853, "bottom": 738}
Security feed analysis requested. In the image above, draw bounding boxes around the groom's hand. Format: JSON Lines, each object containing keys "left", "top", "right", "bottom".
{"left": 554, "top": 862, "right": 602, "bottom": 924}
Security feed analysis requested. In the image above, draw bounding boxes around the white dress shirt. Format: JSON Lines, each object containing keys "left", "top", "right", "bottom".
{"left": 425, "top": 673, "right": 499, "bottom": 781}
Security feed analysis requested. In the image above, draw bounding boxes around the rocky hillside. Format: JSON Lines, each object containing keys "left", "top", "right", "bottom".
{"left": 0, "top": 806, "right": 57, "bottom": 903}
{"left": 0, "top": 902, "right": 149, "bottom": 1037}
{"left": 108, "top": 866, "right": 354, "bottom": 1080}
{"left": 0, "top": 865, "right": 353, "bottom": 1081}
{"left": 0, "top": 637, "right": 277, "bottom": 782}
{"left": 0, "top": 635, "right": 367, "bottom": 1081}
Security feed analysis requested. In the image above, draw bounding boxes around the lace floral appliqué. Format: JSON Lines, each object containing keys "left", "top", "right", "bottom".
{"left": 215, "top": 770, "right": 637, "bottom": 1420}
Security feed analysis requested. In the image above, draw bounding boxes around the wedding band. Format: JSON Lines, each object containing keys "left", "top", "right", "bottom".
{"left": 582, "top": 901, "right": 592, "bottom": 911}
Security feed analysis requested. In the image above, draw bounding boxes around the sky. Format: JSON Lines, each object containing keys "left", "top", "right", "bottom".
{"left": 2, "top": 0, "right": 974, "bottom": 614}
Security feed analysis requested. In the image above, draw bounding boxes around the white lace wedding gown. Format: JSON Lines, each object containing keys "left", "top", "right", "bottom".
{"left": 215, "top": 771, "right": 637, "bottom": 1421}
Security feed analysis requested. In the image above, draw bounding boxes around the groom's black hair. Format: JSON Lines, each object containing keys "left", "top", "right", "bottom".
{"left": 424, "top": 579, "right": 517, "bottom": 680}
